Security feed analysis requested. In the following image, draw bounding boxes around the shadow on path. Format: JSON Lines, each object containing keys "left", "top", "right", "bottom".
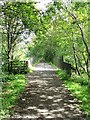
{"left": 9, "top": 63, "right": 86, "bottom": 120}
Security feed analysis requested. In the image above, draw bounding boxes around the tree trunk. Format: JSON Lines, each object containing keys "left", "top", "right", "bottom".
{"left": 72, "top": 32, "right": 80, "bottom": 75}
{"left": 7, "top": 29, "right": 10, "bottom": 74}
{"left": 10, "top": 47, "right": 14, "bottom": 74}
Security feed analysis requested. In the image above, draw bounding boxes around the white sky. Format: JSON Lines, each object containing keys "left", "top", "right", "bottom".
{"left": 35, "top": 0, "right": 53, "bottom": 11}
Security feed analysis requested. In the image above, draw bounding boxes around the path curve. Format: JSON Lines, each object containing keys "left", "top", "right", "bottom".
{"left": 9, "top": 63, "right": 86, "bottom": 120}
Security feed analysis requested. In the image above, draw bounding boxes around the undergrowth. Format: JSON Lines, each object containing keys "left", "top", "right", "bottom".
{"left": 57, "top": 69, "right": 90, "bottom": 119}
{"left": 1, "top": 74, "right": 27, "bottom": 120}
{"left": 56, "top": 69, "right": 69, "bottom": 80}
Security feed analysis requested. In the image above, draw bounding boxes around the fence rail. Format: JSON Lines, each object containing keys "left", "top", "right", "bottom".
{"left": 11, "top": 61, "right": 28, "bottom": 74}
{"left": 2, "top": 61, "right": 28, "bottom": 74}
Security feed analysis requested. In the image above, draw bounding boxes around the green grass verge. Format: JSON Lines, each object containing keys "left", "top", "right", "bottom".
{"left": 1, "top": 74, "right": 27, "bottom": 119}
{"left": 65, "top": 80, "right": 90, "bottom": 115}
{"left": 56, "top": 69, "right": 90, "bottom": 118}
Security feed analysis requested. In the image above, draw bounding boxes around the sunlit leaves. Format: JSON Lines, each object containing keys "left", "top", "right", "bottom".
{"left": 31, "top": 1, "right": 89, "bottom": 77}
{"left": 1, "top": 74, "right": 26, "bottom": 119}
{"left": 65, "top": 78, "right": 90, "bottom": 115}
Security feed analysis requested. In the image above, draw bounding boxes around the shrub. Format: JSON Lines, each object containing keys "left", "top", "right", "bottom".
{"left": 1, "top": 74, "right": 26, "bottom": 119}
{"left": 2, "top": 73, "right": 16, "bottom": 82}
{"left": 71, "top": 74, "right": 89, "bottom": 86}
{"left": 56, "top": 69, "right": 69, "bottom": 80}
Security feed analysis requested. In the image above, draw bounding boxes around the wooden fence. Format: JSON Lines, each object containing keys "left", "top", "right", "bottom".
{"left": 11, "top": 61, "right": 28, "bottom": 74}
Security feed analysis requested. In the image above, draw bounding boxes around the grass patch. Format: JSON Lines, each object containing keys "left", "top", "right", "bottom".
{"left": 1, "top": 74, "right": 27, "bottom": 119}
{"left": 65, "top": 80, "right": 90, "bottom": 114}
{"left": 57, "top": 70, "right": 90, "bottom": 118}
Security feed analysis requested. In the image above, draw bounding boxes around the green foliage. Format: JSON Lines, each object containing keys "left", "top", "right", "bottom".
{"left": 2, "top": 73, "right": 15, "bottom": 82}
{"left": 44, "top": 49, "right": 55, "bottom": 62}
{"left": 2, "top": 2, "right": 40, "bottom": 73}
{"left": 2, "top": 1, "right": 89, "bottom": 78}
{"left": 57, "top": 67, "right": 90, "bottom": 116}
{"left": 64, "top": 75, "right": 90, "bottom": 117}
{"left": 1, "top": 1, "right": 89, "bottom": 119}
{"left": 1, "top": 74, "right": 27, "bottom": 119}
{"left": 71, "top": 74, "right": 89, "bottom": 86}
{"left": 56, "top": 69, "right": 69, "bottom": 80}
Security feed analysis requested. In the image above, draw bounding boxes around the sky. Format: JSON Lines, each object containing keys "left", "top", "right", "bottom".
{"left": 35, "top": 0, "right": 53, "bottom": 11}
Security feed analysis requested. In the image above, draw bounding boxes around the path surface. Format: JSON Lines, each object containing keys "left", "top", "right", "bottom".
{"left": 9, "top": 63, "right": 86, "bottom": 120}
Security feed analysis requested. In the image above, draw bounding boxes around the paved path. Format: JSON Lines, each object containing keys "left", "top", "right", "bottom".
{"left": 9, "top": 63, "right": 86, "bottom": 120}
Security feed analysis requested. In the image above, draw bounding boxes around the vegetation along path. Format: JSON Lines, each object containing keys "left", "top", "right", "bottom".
{"left": 9, "top": 63, "right": 86, "bottom": 120}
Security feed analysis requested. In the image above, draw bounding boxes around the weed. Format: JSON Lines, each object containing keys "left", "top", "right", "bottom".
{"left": 1, "top": 74, "right": 27, "bottom": 119}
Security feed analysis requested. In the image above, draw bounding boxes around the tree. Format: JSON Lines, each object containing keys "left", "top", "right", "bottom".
{"left": 2, "top": 2, "right": 40, "bottom": 73}
{"left": 29, "top": 1, "right": 90, "bottom": 81}
{"left": 51, "top": 1, "right": 90, "bottom": 78}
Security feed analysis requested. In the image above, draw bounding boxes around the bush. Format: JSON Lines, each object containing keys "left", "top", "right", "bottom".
{"left": 56, "top": 69, "right": 69, "bottom": 80}
{"left": 1, "top": 74, "right": 27, "bottom": 119}
{"left": 65, "top": 79, "right": 90, "bottom": 116}
{"left": 71, "top": 74, "right": 89, "bottom": 86}
{"left": 63, "top": 74, "right": 90, "bottom": 116}
{"left": 2, "top": 73, "right": 15, "bottom": 82}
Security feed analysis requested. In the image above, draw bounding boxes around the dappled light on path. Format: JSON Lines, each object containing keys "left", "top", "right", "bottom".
{"left": 9, "top": 63, "right": 86, "bottom": 120}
